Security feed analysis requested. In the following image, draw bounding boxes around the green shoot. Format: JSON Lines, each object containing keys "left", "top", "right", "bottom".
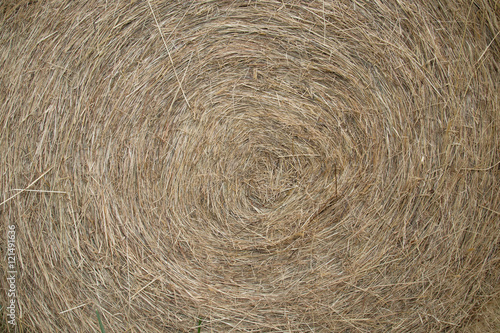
{"left": 96, "top": 310, "right": 106, "bottom": 333}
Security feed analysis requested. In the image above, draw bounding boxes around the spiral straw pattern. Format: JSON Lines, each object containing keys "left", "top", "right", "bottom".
{"left": 1, "top": 1, "right": 499, "bottom": 332}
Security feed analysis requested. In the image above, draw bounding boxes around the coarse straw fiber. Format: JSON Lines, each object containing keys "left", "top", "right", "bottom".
{"left": 0, "top": 0, "right": 499, "bottom": 332}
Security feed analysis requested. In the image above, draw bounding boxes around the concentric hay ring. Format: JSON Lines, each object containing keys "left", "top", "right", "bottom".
{"left": 0, "top": 1, "right": 499, "bottom": 332}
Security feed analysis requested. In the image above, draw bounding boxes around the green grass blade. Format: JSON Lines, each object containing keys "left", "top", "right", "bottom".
{"left": 96, "top": 310, "right": 106, "bottom": 333}
{"left": 197, "top": 318, "right": 202, "bottom": 333}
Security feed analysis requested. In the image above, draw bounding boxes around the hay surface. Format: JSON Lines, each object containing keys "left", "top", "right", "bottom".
{"left": 1, "top": 0, "right": 499, "bottom": 332}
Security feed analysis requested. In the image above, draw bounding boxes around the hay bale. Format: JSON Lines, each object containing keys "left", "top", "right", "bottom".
{"left": 1, "top": 0, "right": 499, "bottom": 331}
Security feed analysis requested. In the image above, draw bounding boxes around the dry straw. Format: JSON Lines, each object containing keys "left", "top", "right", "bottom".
{"left": 1, "top": 0, "right": 499, "bottom": 332}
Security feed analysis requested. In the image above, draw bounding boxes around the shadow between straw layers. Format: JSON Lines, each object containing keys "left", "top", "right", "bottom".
{"left": 0, "top": 0, "right": 499, "bottom": 332}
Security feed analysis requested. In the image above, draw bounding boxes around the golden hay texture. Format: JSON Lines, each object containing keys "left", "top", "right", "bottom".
{"left": 1, "top": 0, "right": 499, "bottom": 332}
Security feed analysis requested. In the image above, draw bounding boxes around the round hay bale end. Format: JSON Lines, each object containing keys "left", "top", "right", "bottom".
{"left": 1, "top": 0, "right": 499, "bottom": 332}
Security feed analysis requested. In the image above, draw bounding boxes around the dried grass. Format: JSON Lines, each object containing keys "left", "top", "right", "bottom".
{"left": 0, "top": 0, "right": 499, "bottom": 332}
